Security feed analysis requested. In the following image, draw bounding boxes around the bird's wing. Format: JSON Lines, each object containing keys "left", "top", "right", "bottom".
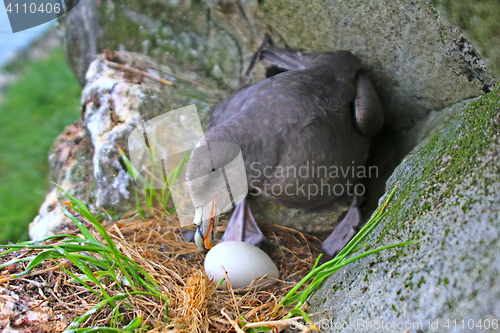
{"left": 260, "top": 47, "right": 306, "bottom": 72}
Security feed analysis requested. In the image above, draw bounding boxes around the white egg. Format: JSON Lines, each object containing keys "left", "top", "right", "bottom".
{"left": 204, "top": 241, "right": 280, "bottom": 290}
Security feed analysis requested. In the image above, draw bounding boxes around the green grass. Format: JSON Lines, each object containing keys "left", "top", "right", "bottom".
{"left": 277, "top": 185, "right": 416, "bottom": 310}
{"left": 118, "top": 146, "right": 190, "bottom": 218}
{"left": 0, "top": 46, "right": 82, "bottom": 244}
{"left": 0, "top": 185, "right": 169, "bottom": 332}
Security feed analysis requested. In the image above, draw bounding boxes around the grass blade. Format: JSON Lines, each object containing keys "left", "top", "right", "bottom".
{"left": 279, "top": 184, "right": 416, "bottom": 315}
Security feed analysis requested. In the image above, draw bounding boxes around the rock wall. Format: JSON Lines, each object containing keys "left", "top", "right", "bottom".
{"left": 309, "top": 87, "right": 500, "bottom": 331}
{"left": 432, "top": 0, "right": 500, "bottom": 77}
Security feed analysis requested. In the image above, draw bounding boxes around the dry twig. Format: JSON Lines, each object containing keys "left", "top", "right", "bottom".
{"left": 102, "top": 59, "right": 175, "bottom": 86}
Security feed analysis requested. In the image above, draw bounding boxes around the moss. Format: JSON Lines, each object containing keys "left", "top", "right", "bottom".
{"left": 376, "top": 86, "right": 500, "bottom": 243}
{"left": 98, "top": 0, "right": 205, "bottom": 61}
{"left": 432, "top": 0, "right": 500, "bottom": 76}
{"left": 417, "top": 276, "right": 426, "bottom": 288}
{"left": 94, "top": 0, "right": 241, "bottom": 88}
{"left": 444, "top": 297, "right": 457, "bottom": 310}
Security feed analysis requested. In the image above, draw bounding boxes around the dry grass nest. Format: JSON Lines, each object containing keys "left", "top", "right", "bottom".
{"left": 1, "top": 208, "right": 325, "bottom": 332}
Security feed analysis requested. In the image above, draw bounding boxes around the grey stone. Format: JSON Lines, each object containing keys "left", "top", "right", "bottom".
{"left": 249, "top": 194, "right": 349, "bottom": 235}
{"left": 30, "top": 122, "right": 95, "bottom": 240}
{"left": 57, "top": 0, "right": 101, "bottom": 86}
{"left": 308, "top": 87, "right": 500, "bottom": 332}
{"left": 261, "top": 0, "right": 495, "bottom": 131}
{"left": 432, "top": 0, "right": 500, "bottom": 77}
{"left": 57, "top": 0, "right": 259, "bottom": 89}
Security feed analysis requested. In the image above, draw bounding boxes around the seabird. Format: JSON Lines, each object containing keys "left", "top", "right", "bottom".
{"left": 186, "top": 37, "right": 383, "bottom": 256}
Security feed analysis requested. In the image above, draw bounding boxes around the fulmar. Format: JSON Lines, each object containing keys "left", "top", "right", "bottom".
{"left": 185, "top": 38, "right": 383, "bottom": 256}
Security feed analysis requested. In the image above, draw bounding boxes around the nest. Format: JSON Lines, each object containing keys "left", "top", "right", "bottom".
{"left": 1, "top": 208, "right": 323, "bottom": 332}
